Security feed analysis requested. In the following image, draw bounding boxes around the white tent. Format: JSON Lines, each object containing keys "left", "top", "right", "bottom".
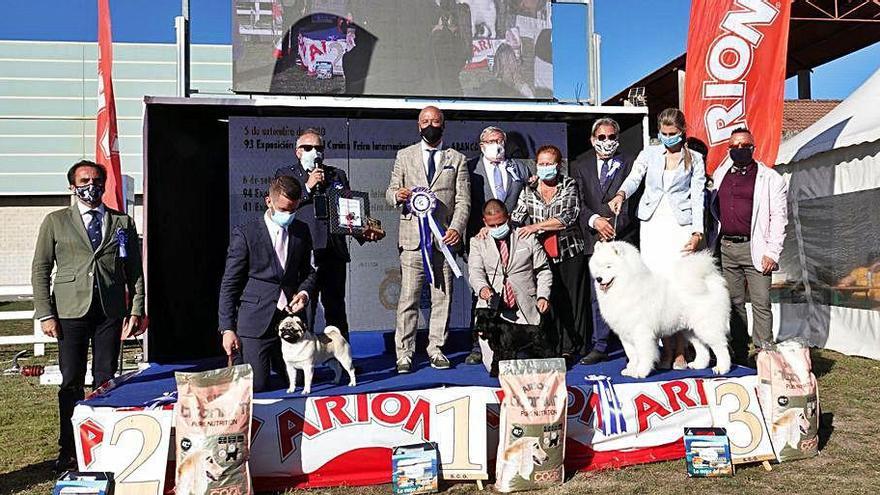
{"left": 772, "top": 66, "right": 880, "bottom": 360}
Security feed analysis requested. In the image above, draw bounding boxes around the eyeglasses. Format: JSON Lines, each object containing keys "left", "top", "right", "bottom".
{"left": 298, "top": 144, "right": 325, "bottom": 152}
{"left": 536, "top": 162, "right": 557, "bottom": 167}
{"left": 595, "top": 133, "right": 618, "bottom": 141}
{"left": 481, "top": 138, "right": 504, "bottom": 145}
{"left": 728, "top": 143, "right": 755, "bottom": 150}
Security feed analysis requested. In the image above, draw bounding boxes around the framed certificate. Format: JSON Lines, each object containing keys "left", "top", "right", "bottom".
{"left": 329, "top": 189, "right": 371, "bottom": 235}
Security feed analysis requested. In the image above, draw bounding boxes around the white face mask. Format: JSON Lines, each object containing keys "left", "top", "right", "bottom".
{"left": 593, "top": 138, "right": 619, "bottom": 158}
{"left": 300, "top": 149, "right": 320, "bottom": 170}
{"left": 482, "top": 143, "right": 505, "bottom": 162}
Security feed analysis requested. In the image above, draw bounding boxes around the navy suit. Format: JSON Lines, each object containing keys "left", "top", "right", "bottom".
{"left": 218, "top": 217, "right": 316, "bottom": 391}
{"left": 570, "top": 150, "right": 641, "bottom": 354}
{"left": 466, "top": 155, "right": 530, "bottom": 239}
{"left": 275, "top": 160, "right": 353, "bottom": 337}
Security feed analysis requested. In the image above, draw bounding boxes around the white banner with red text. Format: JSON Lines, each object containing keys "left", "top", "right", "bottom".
{"left": 73, "top": 375, "right": 774, "bottom": 492}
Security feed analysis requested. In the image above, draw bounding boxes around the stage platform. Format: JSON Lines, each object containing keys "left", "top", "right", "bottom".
{"left": 74, "top": 330, "right": 770, "bottom": 491}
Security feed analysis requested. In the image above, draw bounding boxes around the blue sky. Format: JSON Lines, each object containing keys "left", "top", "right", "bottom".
{"left": 1, "top": 0, "right": 877, "bottom": 102}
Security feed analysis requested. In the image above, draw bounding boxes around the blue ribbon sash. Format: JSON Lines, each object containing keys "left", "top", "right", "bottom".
{"left": 407, "top": 187, "right": 462, "bottom": 284}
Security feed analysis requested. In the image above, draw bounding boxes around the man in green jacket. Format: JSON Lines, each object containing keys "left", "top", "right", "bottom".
{"left": 32, "top": 160, "right": 145, "bottom": 472}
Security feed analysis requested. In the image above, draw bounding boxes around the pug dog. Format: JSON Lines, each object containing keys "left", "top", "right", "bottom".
{"left": 278, "top": 315, "right": 356, "bottom": 395}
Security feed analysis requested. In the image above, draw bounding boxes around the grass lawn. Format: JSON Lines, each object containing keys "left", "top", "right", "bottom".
{"left": 1, "top": 300, "right": 878, "bottom": 495}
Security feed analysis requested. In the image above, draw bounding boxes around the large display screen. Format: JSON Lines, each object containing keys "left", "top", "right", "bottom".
{"left": 232, "top": 0, "right": 553, "bottom": 99}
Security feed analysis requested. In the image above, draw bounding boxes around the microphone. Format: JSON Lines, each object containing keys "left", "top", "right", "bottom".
{"left": 313, "top": 153, "right": 326, "bottom": 192}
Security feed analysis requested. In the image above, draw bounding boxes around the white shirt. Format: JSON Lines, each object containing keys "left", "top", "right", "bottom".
{"left": 588, "top": 155, "right": 621, "bottom": 229}
{"left": 482, "top": 156, "right": 510, "bottom": 199}
{"left": 263, "top": 209, "right": 288, "bottom": 263}
{"left": 76, "top": 201, "right": 107, "bottom": 244}
{"left": 420, "top": 139, "right": 444, "bottom": 177}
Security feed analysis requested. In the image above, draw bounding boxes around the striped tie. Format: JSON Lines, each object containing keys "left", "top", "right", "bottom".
{"left": 498, "top": 239, "right": 516, "bottom": 309}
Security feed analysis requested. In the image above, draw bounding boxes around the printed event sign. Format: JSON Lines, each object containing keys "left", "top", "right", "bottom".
{"left": 73, "top": 407, "right": 173, "bottom": 495}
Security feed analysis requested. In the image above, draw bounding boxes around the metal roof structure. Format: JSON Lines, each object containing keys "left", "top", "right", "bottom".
{"left": 604, "top": 0, "right": 880, "bottom": 131}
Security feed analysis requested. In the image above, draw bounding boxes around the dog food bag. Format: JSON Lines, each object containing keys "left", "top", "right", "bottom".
{"left": 495, "top": 358, "right": 567, "bottom": 492}
{"left": 175, "top": 364, "right": 254, "bottom": 495}
{"left": 756, "top": 341, "right": 820, "bottom": 462}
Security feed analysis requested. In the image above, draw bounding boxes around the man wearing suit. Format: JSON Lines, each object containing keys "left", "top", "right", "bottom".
{"left": 709, "top": 127, "right": 787, "bottom": 365}
{"left": 464, "top": 125, "right": 530, "bottom": 364}
{"left": 32, "top": 160, "right": 145, "bottom": 471}
{"left": 385, "top": 106, "right": 470, "bottom": 373}
{"left": 275, "top": 128, "right": 376, "bottom": 339}
{"left": 469, "top": 199, "right": 552, "bottom": 327}
{"left": 571, "top": 117, "right": 640, "bottom": 365}
{"left": 219, "top": 176, "right": 317, "bottom": 392}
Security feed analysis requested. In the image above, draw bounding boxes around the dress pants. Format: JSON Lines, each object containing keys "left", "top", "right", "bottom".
{"left": 312, "top": 248, "right": 349, "bottom": 339}
{"left": 548, "top": 254, "right": 589, "bottom": 356}
{"left": 237, "top": 309, "right": 289, "bottom": 393}
{"left": 57, "top": 297, "right": 122, "bottom": 456}
{"left": 395, "top": 249, "right": 452, "bottom": 361}
{"left": 586, "top": 265, "right": 611, "bottom": 354}
{"left": 720, "top": 239, "right": 773, "bottom": 360}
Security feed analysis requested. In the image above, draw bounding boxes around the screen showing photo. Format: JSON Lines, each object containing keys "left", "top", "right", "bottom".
{"left": 232, "top": 0, "right": 554, "bottom": 99}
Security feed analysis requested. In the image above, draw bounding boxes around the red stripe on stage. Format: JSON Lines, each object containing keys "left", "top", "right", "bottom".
{"left": 248, "top": 442, "right": 685, "bottom": 490}
{"left": 566, "top": 439, "right": 684, "bottom": 472}
{"left": 252, "top": 447, "right": 393, "bottom": 490}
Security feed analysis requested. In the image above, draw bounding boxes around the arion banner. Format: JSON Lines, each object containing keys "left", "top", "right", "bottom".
{"left": 684, "top": 0, "right": 792, "bottom": 173}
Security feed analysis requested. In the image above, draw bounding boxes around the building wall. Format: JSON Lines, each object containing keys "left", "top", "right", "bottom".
{"left": 0, "top": 39, "right": 228, "bottom": 287}
{"left": 0, "top": 199, "right": 144, "bottom": 286}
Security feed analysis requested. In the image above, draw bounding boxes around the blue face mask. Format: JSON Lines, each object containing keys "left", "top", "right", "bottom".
{"left": 658, "top": 132, "right": 683, "bottom": 148}
{"left": 271, "top": 209, "right": 295, "bottom": 228}
{"left": 488, "top": 222, "right": 510, "bottom": 240}
{"left": 536, "top": 165, "right": 558, "bottom": 181}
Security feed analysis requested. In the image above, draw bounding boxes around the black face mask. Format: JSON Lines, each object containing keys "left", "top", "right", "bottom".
{"left": 729, "top": 147, "right": 754, "bottom": 164}
{"left": 73, "top": 183, "right": 105, "bottom": 205}
{"left": 420, "top": 125, "right": 443, "bottom": 145}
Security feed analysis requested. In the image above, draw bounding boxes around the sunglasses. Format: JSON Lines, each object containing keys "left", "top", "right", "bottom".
{"left": 728, "top": 143, "right": 755, "bottom": 150}
{"left": 595, "top": 133, "right": 618, "bottom": 141}
{"left": 298, "top": 144, "right": 325, "bottom": 152}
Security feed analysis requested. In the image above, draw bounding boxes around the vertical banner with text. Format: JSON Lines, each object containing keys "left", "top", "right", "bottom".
{"left": 684, "top": 0, "right": 791, "bottom": 173}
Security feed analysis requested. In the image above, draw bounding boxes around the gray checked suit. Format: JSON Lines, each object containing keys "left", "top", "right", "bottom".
{"left": 385, "top": 141, "right": 470, "bottom": 361}
{"left": 468, "top": 228, "right": 552, "bottom": 326}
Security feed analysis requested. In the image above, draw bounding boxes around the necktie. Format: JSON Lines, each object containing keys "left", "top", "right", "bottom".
{"left": 427, "top": 149, "right": 437, "bottom": 182}
{"left": 599, "top": 159, "right": 611, "bottom": 188}
{"left": 493, "top": 163, "right": 506, "bottom": 201}
{"left": 498, "top": 239, "right": 516, "bottom": 309}
{"left": 86, "top": 210, "right": 102, "bottom": 251}
{"left": 274, "top": 228, "right": 288, "bottom": 310}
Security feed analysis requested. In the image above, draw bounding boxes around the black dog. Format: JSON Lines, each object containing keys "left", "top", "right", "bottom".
{"left": 474, "top": 308, "right": 555, "bottom": 377}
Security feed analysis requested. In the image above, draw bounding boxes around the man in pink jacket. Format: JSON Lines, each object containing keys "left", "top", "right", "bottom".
{"left": 710, "top": 128, "right": 788, "bottom": 365}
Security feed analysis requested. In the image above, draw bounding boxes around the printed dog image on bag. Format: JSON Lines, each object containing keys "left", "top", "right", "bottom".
{"left": 757, "top": 341, "right": 820, "bottom": 462}
{"left": 175, "top": 364, "right": 254, "bottom": 495}
{"left": 495, "top": 358, "right": 567, "bottom": 492}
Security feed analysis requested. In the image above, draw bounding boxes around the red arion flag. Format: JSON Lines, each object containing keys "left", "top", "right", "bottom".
{"left": 684, "top": 0, "right": 792, "bottom": 174}
{"left": 96, "top": 0, "right": 124, "bottom": 211}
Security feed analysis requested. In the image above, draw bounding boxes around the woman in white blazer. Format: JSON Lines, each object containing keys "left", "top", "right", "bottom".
{"left": 609, "top": 108, "right": 707, "bottom": 369}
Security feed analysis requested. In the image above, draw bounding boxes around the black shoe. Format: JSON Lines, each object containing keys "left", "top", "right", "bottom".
{"left": 561, "top": 353, "right": 576, "bottom": 368}
{"left": 430, "top": 353, "right": 451, "bottom": 370}
{"left": 396, "top": 358, "right": 412, "bottom": 374}
{"left": 580, "top": 350, "right": 609, "bottom": 366}
{"left": 53, "top": 453, "right": 77, "bottom": 473}
{"left": 464, "top": 351, "right": 483, "bottom": 365}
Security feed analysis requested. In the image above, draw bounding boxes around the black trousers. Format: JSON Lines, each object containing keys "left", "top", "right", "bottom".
{"left": 548, "top": 254, "right": 589, "bottom": 356}
{"left": 57, "top": 298, "right": 122, "bottom": 455}
{"left": 237, "top": 309, "right": 289, "bottom": 393}
{"left": 312, "top": 249, "right": 349, "bottom": 339}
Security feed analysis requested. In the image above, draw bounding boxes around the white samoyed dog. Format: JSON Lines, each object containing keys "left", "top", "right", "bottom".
{"left": 589, "top": 241, "right": 732, "bottom": 379}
